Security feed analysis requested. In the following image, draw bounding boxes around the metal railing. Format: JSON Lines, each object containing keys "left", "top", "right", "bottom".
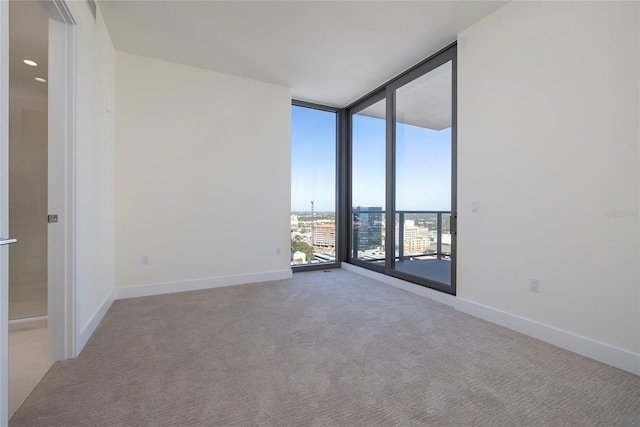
{"left": 352, "top": 209, "right": 451, "bottom": 262}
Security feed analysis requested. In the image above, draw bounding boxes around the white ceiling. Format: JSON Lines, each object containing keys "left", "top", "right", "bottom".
{"left": 99, "top": 1, "right": 507, "bottom": 108}
{"left": 361, "top": 61, "right": 452, "bottom": 130}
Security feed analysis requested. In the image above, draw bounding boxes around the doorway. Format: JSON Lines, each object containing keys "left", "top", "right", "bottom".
{"left": 7, "top": 0, "right": 51, "bottom": 417}
{"left": 348, "top": 44, "right": 457, "bottom": 294}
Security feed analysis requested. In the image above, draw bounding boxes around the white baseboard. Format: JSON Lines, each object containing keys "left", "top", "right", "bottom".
{"left": 340, "top": 263, "right": 457, "bottom": 307}
{"left": 77, "top": 290, "right": 114, "bottom": 356}
{"left": 342, "top": 263, "right": 640, "bottom": 376}
{"left": 113, "top": 269, "right": 293, "bottom": 300}
{"left": 455, "top": 298, "right": 640, "bottom": 376}
{"left": 8, "top": 316, "right": 47, "bottom": 333}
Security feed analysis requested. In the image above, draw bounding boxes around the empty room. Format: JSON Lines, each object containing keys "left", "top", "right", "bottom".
{"left": 0, "top": 0, "right": 638, "bottom": 426}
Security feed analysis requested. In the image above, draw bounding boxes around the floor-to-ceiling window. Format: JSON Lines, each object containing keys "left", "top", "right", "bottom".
{"left": 291, "top": 44, "right": 456, "bottom": 291}
{"left": 347, "top": 44, "right": 456, "bottom": 294}
{"left": 351, "top": 96, "right": 386, "bottom": 268}
{"left": 291, "top": 102, "right": 338, "bottom": 269}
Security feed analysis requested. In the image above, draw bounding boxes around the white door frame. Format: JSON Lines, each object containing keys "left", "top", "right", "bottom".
{"left": 43, "top": 0, "right": 77, "bottom": 362}
{"left": 1, "top": 2, "right": 11, "bottom": 424}
{"left": 0, "top": 1, "right": 76, "bottom": 425}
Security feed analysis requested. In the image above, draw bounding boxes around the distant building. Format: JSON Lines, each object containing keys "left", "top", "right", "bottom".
{"left": 426, "top": 233, "right": 452, "bottom": 257}
{"left": 393, "top": 219, "right": 431, "bottom": 255}
{"left": 395, "top": 220, "right": 420, "bottom": 245}
{"left": 291, "top": 250, "right": 306, "bottom": 264}
{"left": 403, "top": 225, "right": 419, "bottom": 240}
{"left": 404, "top": 236, "right": 431, "bottom": 253}
{"left": 417, "top": 228, "right": 430, "bottom": 237}
{"left": 290, "top": 215, "right": 299, "bottom": 228}
{"left": 312, "top": 223, "right": 335, "bottom": 247}
{"left": 353, "top": 206, "right": 383, "bottom": 251}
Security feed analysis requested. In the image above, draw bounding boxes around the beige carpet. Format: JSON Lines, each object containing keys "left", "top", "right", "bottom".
{"left": 10, "top": 269, "right": 640, "bottom": 426}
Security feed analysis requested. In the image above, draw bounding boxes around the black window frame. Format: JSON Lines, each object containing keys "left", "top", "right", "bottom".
{"left": 343, "top": 42, "right": 457, "bottom": 295}
{"left": 291, "top": 42, "right": 457, "bottom": 296}
{"left": 290, "top": 100, "right": 341, "bottom": 272}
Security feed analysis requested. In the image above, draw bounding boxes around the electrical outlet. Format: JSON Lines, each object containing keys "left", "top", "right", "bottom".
{"left": 141, "top": 255, "right": 150, "bottom": 266}
{"left": 529, "top": 277, "right": 540, "bottom": 293}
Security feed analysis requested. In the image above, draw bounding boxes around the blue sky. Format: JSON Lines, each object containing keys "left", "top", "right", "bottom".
{"left": 291, "top": 105, "right": 451, "bottom": 212}
{"left": 291, "top": 106, "right": 336, "bottom": 212}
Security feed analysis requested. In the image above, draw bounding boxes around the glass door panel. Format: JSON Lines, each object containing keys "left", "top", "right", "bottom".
{"left": 392, "top": 61, "right": 453, "bottom": 286}
{"left": 351, "top": 98, "right": 386, "bottom": 267}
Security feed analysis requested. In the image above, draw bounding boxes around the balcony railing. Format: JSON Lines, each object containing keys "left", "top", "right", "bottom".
{"left": 352, "top": 209, "right": 451, "bottom": 262}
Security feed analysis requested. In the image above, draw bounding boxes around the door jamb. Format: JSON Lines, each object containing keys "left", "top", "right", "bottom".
{"left": 1, "top": 2, "right": 11, "bottom": 424}
{"left": 43, "top": 0, "right": 77, "bottom": 362}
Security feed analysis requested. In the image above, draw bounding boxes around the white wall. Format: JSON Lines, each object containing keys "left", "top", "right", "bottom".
{"left": 65, "top": 1, "right": 116, "bottom": 350}
{"left": 115, "top": 53, "right": 291, "bottom": 294}
{"left": 457, "top": 1, "right": 639, "bottom": 359}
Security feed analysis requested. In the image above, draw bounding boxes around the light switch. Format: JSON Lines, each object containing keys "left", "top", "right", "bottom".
{"left": 471, "top": 201, "right": 479, "bottom": 213}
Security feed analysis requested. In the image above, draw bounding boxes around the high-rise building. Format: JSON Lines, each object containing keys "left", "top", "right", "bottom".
{"left": 353, "top": 206, "right": 383, "bottom": 251}
{"left": 404, "top": 236, "right": 431, "bottom": 253}
{"left": 312, "top": 223, "right": 336, "bottom": 247}
{"left": 395, "top": 220, "right": 419, "bottom": 245}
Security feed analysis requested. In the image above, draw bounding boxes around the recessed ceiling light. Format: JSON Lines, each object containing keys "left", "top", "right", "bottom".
{"left": 34, "top": 77, "right": 47, "bottom": 83}
{"left": 23, "top": 59, "right": 38, "bottom": 67}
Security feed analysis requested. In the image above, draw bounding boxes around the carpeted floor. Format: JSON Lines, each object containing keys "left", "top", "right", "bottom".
{"left": 10, "top": 269, "right": 640, "bottom": 426}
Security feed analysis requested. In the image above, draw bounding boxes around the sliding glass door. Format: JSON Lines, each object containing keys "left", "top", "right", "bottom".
{"left": 348, "top": 45, "right": 456, "bottom": 294}
{"left": 391, "top": 59, "right": 454, "bottom": 288}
